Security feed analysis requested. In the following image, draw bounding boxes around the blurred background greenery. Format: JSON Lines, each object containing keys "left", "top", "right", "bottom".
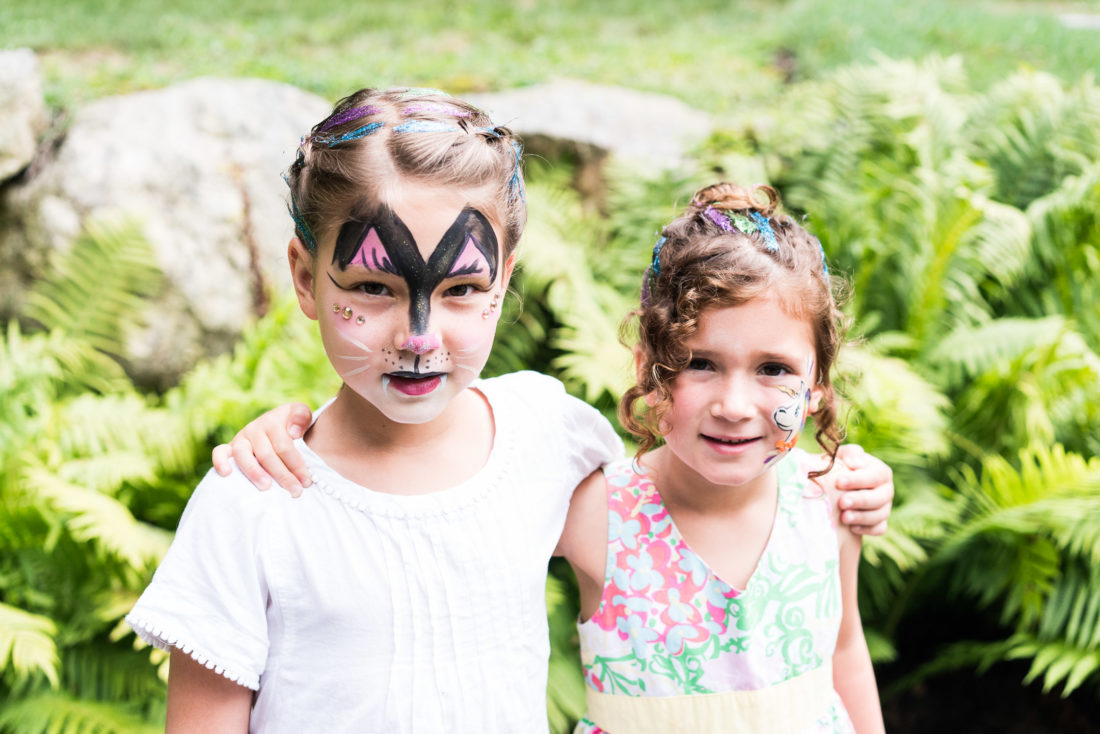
{"left": 2, "top": 0, "right": 1100, "bottom": 731}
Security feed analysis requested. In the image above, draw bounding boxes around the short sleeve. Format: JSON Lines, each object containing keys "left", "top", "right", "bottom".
{"left": 502, "top": 371, "right": 623, "bottom": 477}
{"left": 559, "top": 391, "right": 623, "bottom": 478}
{"left": 126, "top": 469, "right": 275, "bottom": 690}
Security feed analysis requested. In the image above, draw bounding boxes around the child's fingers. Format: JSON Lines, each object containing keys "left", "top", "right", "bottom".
{"left": 837, "top": 480, "right": 894, "bottom": 512}
{"left": 246, "top": 433, "right": 304, "bottom": 498}
{"left": 841, "top": 505, "right": 891, "bottom": 534}
{"left": 268, "top": 426, "right": 313, "bottom": 489}
{"left": 229, "top": 436, "right": 274, "bottom": 491}
{"left": 285, "top": 403, "right": 313, "bottom": 440}
{"left": 835, "top": 452, "right": 893, "bottom": 494}
{"left": 835, "top": 442, "right": 869, "bottom": 470}
{"left": 849, "top": 519, "right": 889, "bottom": 537}
{"left": 212, "top": 443, "right": 234, "bottom": 476}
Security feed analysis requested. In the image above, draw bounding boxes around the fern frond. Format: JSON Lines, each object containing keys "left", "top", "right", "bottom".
{"left": 0, "top": 324, "right": 128, "bottom": 415}
{"left": 521, "top": 183, "right": 636, "bottom": 401}
{"left": 1006, "top": 633, "right": 1100, "bottom": 696}
{"left": 23, "top": 468, "right": 172, "bottom": 568}
{"left": 943, "top": 320, "right": 1100, "bottom": 454}
{"left": 928, "top": 315, "right": 1068, "bottom": 384}
{"left": 0, "top": 603, "right": 59, "bottom": 687}
{"left": 945, "top": 446, "right": 1100, "bottom": 555}
{"left": 930, "top": 446, "right": 1100, "bottom": 636}
{"left": 970, "top": 70, "right": 1100, "bottom": 210}
{"left": 836, "top": 343, "right": 951, "bottom": 466}
{"left": 52, "top": 394, "right": 198, "bottom": 479}
{"left": 0, "top": 691, "right": 161, "bottom": 734}
{"left": 22, "top": 220, "right": 163, "bottom": 358}
{"left": 60, "top": 643, "right": 165, "bottom": 709}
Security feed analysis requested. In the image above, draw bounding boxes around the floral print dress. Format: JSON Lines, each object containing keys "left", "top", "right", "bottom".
{"left": 575, "top": 451, "right": 855, "bottom": 733}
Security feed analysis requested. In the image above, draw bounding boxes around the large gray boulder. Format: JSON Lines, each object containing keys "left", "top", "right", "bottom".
{"left": 468, "top": 79, "right": 714, "bottom": 170}
{"left": 0, "top": 48, "right": 48, "bottom": 182}
{"left": 2, "top": 77, "right": 330, "bottom": 384}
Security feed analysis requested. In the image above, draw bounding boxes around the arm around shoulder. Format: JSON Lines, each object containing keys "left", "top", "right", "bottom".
{"left": 166, "top": 648, "right": 252, "bottom": 734}
{"left": 832, "top": 521, "right": 885, "bottom": 734}
{"left": 555, "top": 468, "right": 610, "bottom": 622}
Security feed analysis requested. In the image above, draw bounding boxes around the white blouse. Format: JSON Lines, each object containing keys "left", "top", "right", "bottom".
{"left": 127, "top": 371, "right": 623, "bottom": 733}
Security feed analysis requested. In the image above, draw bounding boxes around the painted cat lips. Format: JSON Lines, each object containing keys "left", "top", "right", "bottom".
{"left": 382, "top": 372, "right": 446, "bottom": 397}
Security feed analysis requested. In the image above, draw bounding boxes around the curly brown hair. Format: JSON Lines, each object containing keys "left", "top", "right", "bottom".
{"left": 619, "top": 182, "right": 849, "bottom": 476}
{"left": 287, "top": 87, "right": 526, "bottom": 260}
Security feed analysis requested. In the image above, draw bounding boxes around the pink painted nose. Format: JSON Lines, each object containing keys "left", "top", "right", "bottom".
{"left": 400, "top": 335, "right": 441, "bottom": 355}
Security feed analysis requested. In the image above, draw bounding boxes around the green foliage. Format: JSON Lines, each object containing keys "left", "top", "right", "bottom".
{"left": 4, "top": 5, "right": 1100, "bottom": 726}
{"left": 764, "top": 55, "right": 1100, "bottom": 699}
{"left": 0, "top": 221, "right": 336, "bottom": 730}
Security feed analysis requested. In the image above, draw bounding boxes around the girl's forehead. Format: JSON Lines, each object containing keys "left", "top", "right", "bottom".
{"left": 694, "top": 297, "right": 815, "bottom": 350}
{"left": 385, "top": 181, "right": 505, "bottom": 253}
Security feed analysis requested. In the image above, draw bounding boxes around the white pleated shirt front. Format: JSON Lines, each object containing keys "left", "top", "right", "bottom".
{"left": 127, "top": 371, "right": 623, "bottom": 733}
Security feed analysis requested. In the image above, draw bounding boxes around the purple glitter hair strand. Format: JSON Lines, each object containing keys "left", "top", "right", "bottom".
{"left": 705, "top": 206, "right": 736, "bottom": 233}
{"left": 317, "top": 105, "right": 381, "bottom": 133}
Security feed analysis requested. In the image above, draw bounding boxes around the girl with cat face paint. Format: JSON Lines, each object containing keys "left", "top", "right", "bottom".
{"left": 311, "top": 192, "right": 508, "bottom": 426}
{"left": 129, "top": 89, "right": 894, "bottom": 733}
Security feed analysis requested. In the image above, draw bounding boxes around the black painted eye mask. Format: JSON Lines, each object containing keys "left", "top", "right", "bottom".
{"left": 332, "top": 205, "right": 499, "bottom": 334}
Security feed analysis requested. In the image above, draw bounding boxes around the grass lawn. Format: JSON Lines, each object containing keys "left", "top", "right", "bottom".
{"left": 3, "top": 0, "right": 1099, "bottom": 113}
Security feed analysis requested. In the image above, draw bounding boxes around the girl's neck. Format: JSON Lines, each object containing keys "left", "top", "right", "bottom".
{"left": 305, "top": 383, "right": 495, "bottom": 495}
{"left": 644, "top": 445, "right": 779, "bottom": 520}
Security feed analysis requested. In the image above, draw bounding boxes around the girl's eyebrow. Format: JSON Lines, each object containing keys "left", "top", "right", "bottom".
{"left": 689, "top": 347, "right": 807, "bottom": 364}
{"left": 757, "top": 351, "right": 802, "bottom": 363}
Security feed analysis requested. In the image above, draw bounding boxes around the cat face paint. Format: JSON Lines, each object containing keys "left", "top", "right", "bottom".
{"left": 314, "top": 200, "right": 506, "bottom": 425}
{"left": 333, "top": 205, "right": 498, "bottom": 337}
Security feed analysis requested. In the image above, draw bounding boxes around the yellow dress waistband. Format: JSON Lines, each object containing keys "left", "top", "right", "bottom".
{"left": 582, "top": 661, "right": 834, "bottom": 734}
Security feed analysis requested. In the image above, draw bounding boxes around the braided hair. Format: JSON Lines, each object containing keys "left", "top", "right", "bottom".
{"left": 287, "top": 87, "right": 526, "bottom": 259}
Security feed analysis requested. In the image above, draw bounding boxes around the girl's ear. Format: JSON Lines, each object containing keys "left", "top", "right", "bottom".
{"left": 288, "top": 237, "right": 318, "bottom": 320}
{"left": 809, "top": 385, "right": 824, "bottom": 414}
{"left": 501, "top": 252, "right": 517, "bottom": 291}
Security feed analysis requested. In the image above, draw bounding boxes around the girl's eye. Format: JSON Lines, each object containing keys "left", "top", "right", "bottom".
{"left": 687, "top": 358, "right": 712, "bottom": 371}
{"left": 444, "top": 284, "right": 477, "bottom": 297}
{"left": 357, "top": 282, "right": 390, "bottom": 297}
{"left": 761, "top": 363, "right": 791, "bottom": 377}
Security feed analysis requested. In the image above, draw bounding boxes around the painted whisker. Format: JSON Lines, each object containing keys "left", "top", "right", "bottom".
{"left": 344, "top": 364, "right": 374, "bottom": 377}
{"left": 338, "top": 333, "right": 373, "bottom": 353}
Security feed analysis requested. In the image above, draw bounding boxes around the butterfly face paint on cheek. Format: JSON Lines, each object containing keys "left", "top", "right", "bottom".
{"left": 332, "top": 204, "right": 499, "bottom": 342}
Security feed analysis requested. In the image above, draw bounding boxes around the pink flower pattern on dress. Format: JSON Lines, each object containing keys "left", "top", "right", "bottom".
{"left": 574, "top": 452, "right": 855, "bottom": 734}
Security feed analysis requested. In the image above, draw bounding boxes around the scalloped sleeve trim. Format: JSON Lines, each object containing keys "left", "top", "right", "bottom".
{"left": 126, "top": 612, "right": 260, "bottom": 690}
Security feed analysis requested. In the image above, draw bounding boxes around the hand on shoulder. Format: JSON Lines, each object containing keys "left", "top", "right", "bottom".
{"left": 211, "top": 403, "right": 315, "bottom": 497}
